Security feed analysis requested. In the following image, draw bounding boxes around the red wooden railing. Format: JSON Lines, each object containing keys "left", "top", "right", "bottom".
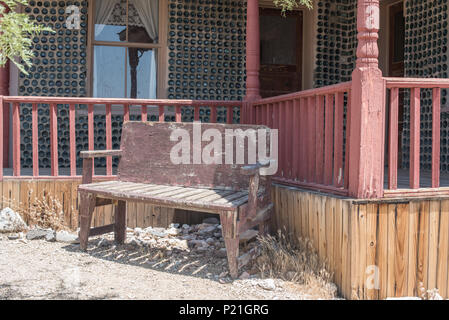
{"left": 250, "top": 82, "right": 352, "bottom": 196}
{"left": 0, "top": 96, "right": 242, "bottom": 180}
{"left": 384, "top": 77, "right": 449, "bottom": 197}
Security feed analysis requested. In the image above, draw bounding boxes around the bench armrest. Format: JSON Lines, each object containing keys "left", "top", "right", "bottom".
{"left": 240, "top": 159, "right": 275, "bottom": 176}
{"left": 80, "top": 150, "right": 122, "bottom": 159}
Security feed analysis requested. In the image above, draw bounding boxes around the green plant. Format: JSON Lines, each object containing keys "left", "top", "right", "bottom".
{"left": 274, "top": 0, "right": 313, "bottom": 14}
{"left": 0, "top": 0, "right": 54, "bottom": 74}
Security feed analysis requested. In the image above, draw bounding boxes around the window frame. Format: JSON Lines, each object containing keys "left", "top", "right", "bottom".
{"left": 86, "top": 0, "right": 168, "bottom": 99}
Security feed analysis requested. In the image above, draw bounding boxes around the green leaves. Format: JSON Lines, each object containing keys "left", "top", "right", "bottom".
{"left": 0, "top": 0, "right": 54, "bottom": 74}
{"left": 273, "top": 0, "right": 314, "bottom": 14}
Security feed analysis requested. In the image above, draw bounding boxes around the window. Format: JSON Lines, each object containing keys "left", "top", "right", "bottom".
{"left": 88, "top": 0, "right": 166, "bottom": 98}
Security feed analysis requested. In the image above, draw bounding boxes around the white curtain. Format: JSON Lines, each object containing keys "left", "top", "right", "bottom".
{"left": 132, "top": 0, "right": 159, "bottom": 42}
{"left": 95, "top": 0, "right": 119, "bottom": 37}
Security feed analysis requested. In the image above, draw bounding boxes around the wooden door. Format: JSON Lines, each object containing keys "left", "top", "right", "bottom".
{"left": 389, "top": 2, "right": 405, "bottom": 167}
{"left": 259, "top": 8, "right": 303, "bottom": 98}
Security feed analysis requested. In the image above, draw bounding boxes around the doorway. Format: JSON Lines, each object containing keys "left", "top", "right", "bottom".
{"left": 259, "top": 8, "right": 303, "bottom": 98}
{"left": 388, "top": 1, "right": 405, "bottom": 167}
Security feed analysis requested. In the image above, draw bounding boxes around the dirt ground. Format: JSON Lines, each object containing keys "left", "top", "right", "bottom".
{"left": 0, "top": 235, "right": 333, "bottom": 300}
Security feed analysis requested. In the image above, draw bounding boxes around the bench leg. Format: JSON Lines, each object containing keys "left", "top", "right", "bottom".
{"left": 79, "top": 192, "right": 96, "bottom": 251}
{"left": 114, "top": 200, "right": 127, "bottom": 244}
{"left": 220, "top": 212, "right": 239, "bottom": 279}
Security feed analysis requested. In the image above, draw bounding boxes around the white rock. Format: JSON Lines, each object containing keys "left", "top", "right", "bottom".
{"left": 258, "top": 279, "right": 276, "bottom": 291}
{"left": 182, "top": 224, "right": 190, "bottom": 229}
{"left": 166, "top": 227, "right": 181, "bottom": 236}
{"left": 169, "top": 223, "right": 180, "bottom": 229}
{"left": 56, "top": 230, "right": 79, "bottom": 243}
{"left": 0, "top": 208, "right": 27, "bottom": 233}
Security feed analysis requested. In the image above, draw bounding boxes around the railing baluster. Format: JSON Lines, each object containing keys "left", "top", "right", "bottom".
{"left": 388, "top": 88, "right": 399, "bottom": 190}
{"left": 0, "top": 97, "right": 3, "bottom": 180}
{"left": 158, "top": 105, "right": 164, "bottom": 122}
{"left": 124, "top": 104, "right": 130, "bottom": 121}
{"left": 13, "top": 102, "right": 20, "bottom": 176}
{"left": 106, "top": 103, "right": 112, "bottom": 176}
{"left": 32, "top": 103, "right": 39, "bottom": 177}
{"left": 333, "top": 92, "right": 344, "bottom": 187}
{"left": 344, "top": 90, "right": 352, "bottom": 190}
{"left": 410, "top": 87, "right": 421, "bottom": 189}
{"left": 432, "top": 88, "right": 441, "bottom": 188}
{"left": 324, "top": 94, "right": 334, "bottom": 185}
{"left": 227, "top": 106, "right": 233, "bottom": 124}
{"left": 278, "top": 102, "right": 286, "bottom": 177}
{"left": 299, "top": 98, "right": 307, "bottom": 181}
{"left": 88, "top": 103, "right": 94, "bottom": 175}
{"left": 50, "top": 103, "right": 58, "bottom": 176}
{"left": 286, "top": 100, "right": 294, "bottom": 179}
{"left": 292, "top": 99, "right": 300, "bottom": 180}
{"left": 175, "top": 106, "right": 182, "bottom": 122}
{"left": 272, "top": 102, "right": 280, "bottom": 177}
{"left": 261, "top": 104, "right": 267, "bottom": 125}
{"left": 316, "top": 95, "right": 325, "bottom": 184}
{"left": 194, "top": 105, "right": 200, "bottom": 122}
{"left": 267, "top": 103, "right": 272, "bottom": 128}
{"left": 210, "top": 106, "right": 217, "bottom": 123}
{"left": 141, "top": 105, "right": 147, "bottom": 122}
{"left": 69, "top": 103, "right": 76, "bottom": 177}
{"left": 307, "top": 96, "right": 316, "bottom": 183}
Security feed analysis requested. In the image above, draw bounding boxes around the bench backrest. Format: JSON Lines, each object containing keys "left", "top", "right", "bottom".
{"left": 117, "top": 121, "right": 272, "bottom": 191}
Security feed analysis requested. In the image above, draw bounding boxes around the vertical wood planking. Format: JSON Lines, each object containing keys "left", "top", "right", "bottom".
{"left": 427, "top": 200, "right": 440, "bottom": 291}
{"left": 12, "top": 102, "right": 20, "bottom": 176}
{"left": 437, "top": 200, "right": 449, "bottom": 298}
{"left": 32, "top": 103, "right": 39, "bottom": 177}
{"left": 432, "top": 88, "right": 441, "bottom": 188}
{"left": 394, "top": 203, "right": 409, "bottom": 297}
{"left": 50, "top": 103, "right": 58, "bottom": 176}
{"left": 105, "top": 104, "right": 112, "bottom": 176}
{"left": 315, "top": 95, "right": 325, "bottom": 184}
{"left": 407, "top": 201, "right": 419, "bottom": 297}
{"left": 377, "top": 203, "right": 389, "bottom": 299}
{"left": 69, "top": 103, "right": 76, "bottom": 176}
{"left": 333, "top": 93, "right": 344, "bottom": 187}
{"left": 324, "top": 94, "right": 334, "bottom": 185}
{"left": 388, "top": 88, "right": 399, "bottom": 190}
{"left": 410, "top": 87, "right": 421, "bottom": 189}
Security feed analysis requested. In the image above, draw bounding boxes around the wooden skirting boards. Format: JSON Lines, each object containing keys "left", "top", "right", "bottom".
{"left": 0, "top": 179, "right": 214, "bottom": 230}
{"left": 272, "top": 184, "right": 449, "bottom": 300}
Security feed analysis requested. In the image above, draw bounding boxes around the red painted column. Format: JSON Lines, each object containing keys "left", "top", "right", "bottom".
{"left": 243, "top": 0, "right": 261, "bottom": 124}
{"left": 0, "top": 3, "right": 10, "bottom": 167}
{"left": 348, "top": 0, "right": 385, "bottom": 198}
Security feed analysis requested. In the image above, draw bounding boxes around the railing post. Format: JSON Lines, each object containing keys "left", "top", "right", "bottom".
{"left": 0, "top": 5, "right": 10, "bottom": 168}
{"left": 348, "top": 0, "right": 385, "bottom": 199}
{"left": 243, "top": 0, "right": 261, "bottom": 124}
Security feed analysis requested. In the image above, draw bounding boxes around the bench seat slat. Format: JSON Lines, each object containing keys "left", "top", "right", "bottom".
{"left": 78, "top": 181, "right": 249, "bottom": 212}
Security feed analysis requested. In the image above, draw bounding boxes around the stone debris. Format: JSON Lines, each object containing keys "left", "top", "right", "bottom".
{"left": 0, "top": 208, "right": 27, "bottom": 233}
{"left": 258, "top": 279, "right": 276, "bottom": 291}
{"left": 26, "top": 228, "right": 51, "bottom": 240}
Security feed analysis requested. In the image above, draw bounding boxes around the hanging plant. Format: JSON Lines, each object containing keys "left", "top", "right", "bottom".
{"left": 273, "top": 0, "right": 314, "bottom": 14}
{"left": 0, "top": 0, "right": 54, "bottom": 74}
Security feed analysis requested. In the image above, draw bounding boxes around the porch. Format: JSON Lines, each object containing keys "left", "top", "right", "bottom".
{"left": 1, "top": 0, "right": 449, "bottom": 299}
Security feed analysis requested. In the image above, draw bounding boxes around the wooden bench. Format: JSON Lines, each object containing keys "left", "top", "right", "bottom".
{"left": 78, "top": 121, "right": 275, "bottom": 277}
